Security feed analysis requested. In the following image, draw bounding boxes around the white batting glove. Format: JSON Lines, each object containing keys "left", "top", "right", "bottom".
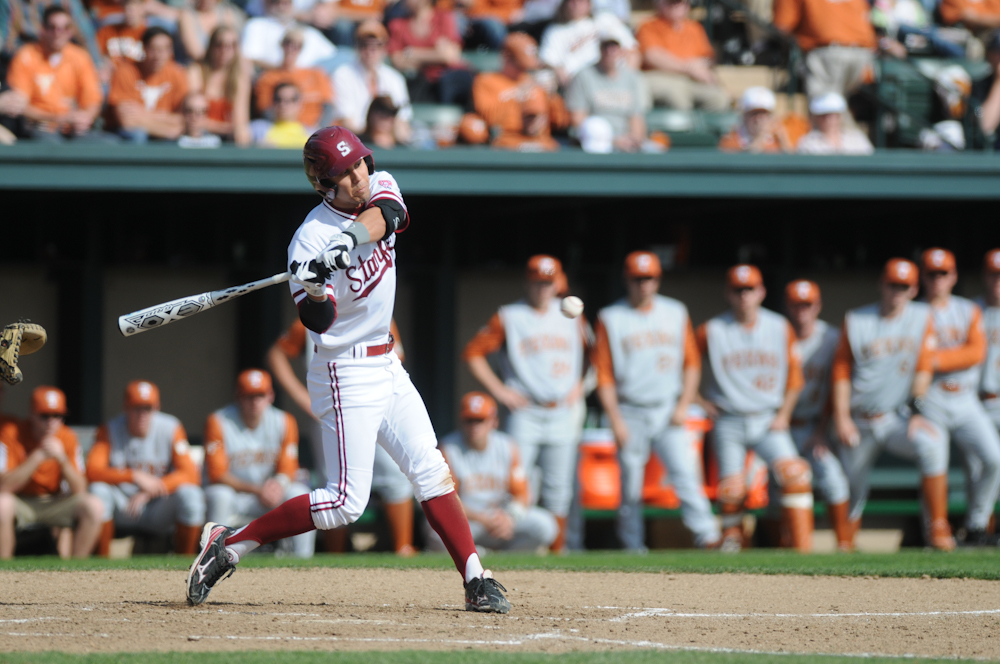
{"left": 319, "top": 233, "right": 356, "bottom": 271}
{"left": 289, "top": 261, "right": 327, "bottom": 298}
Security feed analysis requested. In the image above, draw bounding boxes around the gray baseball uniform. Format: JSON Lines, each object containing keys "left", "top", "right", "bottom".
{"left": 596, "top": 295, "right": 720, "bottom": 549}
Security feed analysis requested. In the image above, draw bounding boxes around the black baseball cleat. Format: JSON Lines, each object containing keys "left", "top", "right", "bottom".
{"left": 958, "top": 529, "right": 1000, "bottom": 547}
{"left": 464, "top": 570, "right": 510, "bottom": 614}
{"left": 186, "top": 522, "right": 237, "bottom": 606}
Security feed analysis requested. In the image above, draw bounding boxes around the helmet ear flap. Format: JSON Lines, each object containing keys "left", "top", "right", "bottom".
{"left": 364, "top": 155, "right": 374, "bottom": 175}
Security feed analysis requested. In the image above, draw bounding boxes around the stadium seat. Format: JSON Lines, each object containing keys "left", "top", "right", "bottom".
{"left": 410, "top": 104, "right": 465, "bottom": 128}
{"left": 462, "top": 50, "right": 502, "bottom": 73}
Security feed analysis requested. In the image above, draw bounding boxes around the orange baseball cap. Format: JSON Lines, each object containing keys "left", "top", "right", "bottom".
{"left": 726, "top": 264, "right": 763, "bottom": 288}
{"left": 984, "top": 249, "right": 1000, "bottom": 274}
{"left": 785, "top": 279, "right": 820, "bottom": 304}
{"left": 624, "top": 251, "right": 662, "bottom": 279}
{"left": 883, "top": 258, "right": 919, "bottom": 286}
{"left": 236, "top": 369, "right": 272, "bottom": 396}
{"left": 526, "top": 255, "right": 562, "bottom": 282}
{"left": 503, "top": 32, "right": 540, "bottom": 70}
{"left": 32, "top": 386, "right": 66, "bottom": 416}
{"left": 460, "top": 391, "right": 497, "bottom": 420}
{"left": 921, "top": 248, "right": 956, "bottom": 273}
{"left": 125, "top": 380, "right": 160, "bottom": 409}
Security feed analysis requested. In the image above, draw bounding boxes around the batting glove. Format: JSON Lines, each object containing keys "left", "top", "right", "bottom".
{"left": 319, "top": 233, "right": 356, "bottom": 271}
{"left": 289, "top": 260, "right": 328, "bottom": 298}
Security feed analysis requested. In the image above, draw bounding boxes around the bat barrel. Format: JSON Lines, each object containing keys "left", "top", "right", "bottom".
{"left": 118, "top": 293, "right": 212, "bottom": 337}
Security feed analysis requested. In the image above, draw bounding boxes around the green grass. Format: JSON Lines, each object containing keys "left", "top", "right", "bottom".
{"left": 3, "top": 548, "right": 1000, "bottom": 580}
{"left": 0, "top": 652, "right": 983, "bottom": 664}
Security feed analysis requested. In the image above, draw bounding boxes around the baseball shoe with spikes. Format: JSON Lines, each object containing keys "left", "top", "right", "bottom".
{"left": 186, "top": 522, "right": 237, "bottom": 606}
{"left": 464, "top": 570, "right": 510, "bottom": 614}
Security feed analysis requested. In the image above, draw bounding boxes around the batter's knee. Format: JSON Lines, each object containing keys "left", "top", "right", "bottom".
{"left": 309, "top": 486, "right": 369, "bottom": 530}
{"left": 174, "top": 484, "right": 206, "bottom": 526}
{"left": 772, "top": 457, "right": 813, "bottom": 494}
{"left": 87, "top": 483, "right": 115, "bottom": 522}
{"left": 407, "top": 446, "right": 456, "bottom": 503}
{"left": 717, "top": 475, "right": 746, "bottom": 511}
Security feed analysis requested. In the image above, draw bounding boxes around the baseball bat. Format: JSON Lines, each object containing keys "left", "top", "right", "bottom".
{"left": 118, "top": 272, "right": 292, "bottom": 337}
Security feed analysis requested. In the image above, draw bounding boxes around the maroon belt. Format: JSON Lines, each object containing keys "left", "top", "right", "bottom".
{"left": 365, "top": 337, "right": 395, "bottom": 357}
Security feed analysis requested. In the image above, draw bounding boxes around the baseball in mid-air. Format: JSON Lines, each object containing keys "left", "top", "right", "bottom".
{"left": 560, "top": 296, "right": 584, "bottom": 319}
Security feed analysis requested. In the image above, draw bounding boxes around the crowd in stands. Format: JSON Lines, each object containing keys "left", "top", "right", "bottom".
{"left": 0, "top": 0, "right": 998, "bottom": 150}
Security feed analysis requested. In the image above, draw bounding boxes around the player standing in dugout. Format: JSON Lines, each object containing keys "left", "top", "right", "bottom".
{"left": 187, "top": 127, "right": 510, "bottom": 613}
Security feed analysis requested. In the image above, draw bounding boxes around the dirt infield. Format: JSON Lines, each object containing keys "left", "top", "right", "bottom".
{"left": 2, "top": 568, "right": 999, "bottom": 659}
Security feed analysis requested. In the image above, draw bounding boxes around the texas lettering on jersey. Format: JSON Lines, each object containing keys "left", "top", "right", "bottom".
{"left": 857, "top": 337, "right": 918, "bottom": 361}
{"left": 519, "top": 334, "right": 572, "bottom": 356}
{"left": 721, "top": 350, "right": 780, "bottom": 370}
{"left": 621, "top": 330, "right": 677, "bottom": 353}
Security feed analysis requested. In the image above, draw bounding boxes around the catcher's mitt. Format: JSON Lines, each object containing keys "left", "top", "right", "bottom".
{"left": 1, "top": 320, "right": 47, "bottom": 386}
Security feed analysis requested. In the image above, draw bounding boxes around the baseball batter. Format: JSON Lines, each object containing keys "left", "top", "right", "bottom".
{"left": 430, "top": 392, "right": 559, "bottom": 552}
{"left": 463, "top": 255, "right": 587, "bottom": 553}
{"left": 918, "top": 248, "right": 1000, "bottom": 546}
{"left": 592, "top": 251, "right": 720, "bottom": 551}
{"left": 203, "top": 369, "right": 314, "bottom": 558}
{"left": 87, "top": 380, "right": 206, "bottom": 556}
{"left": 831, "top": 258, "right": 954, "bottom": 551}
{"left": 784, "top": 280, "right": 853, "bottom": 550}
{"left": 268, "top": 318, "right": 417, "bottom": 555}
{"left": 188, "top": 127, "right": 509, "bottom": 614}
{"left": 697, "top": 264, "right": 813, "bottom": 553}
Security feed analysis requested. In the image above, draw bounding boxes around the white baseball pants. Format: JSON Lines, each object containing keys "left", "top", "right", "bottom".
{"left": 205, "top": 482, "right": 315, "bottom": 557}
{"left": 712, "top": 413, "right": 801, "bottom": 479}
{"left": 617, "top": 403, "right": 720, "bottom": 549}
{"left": 306, "top": 353, "right": 453, "bottom": 530}
{"left": 790, "top": 423, "right": 851, "bottom": 506}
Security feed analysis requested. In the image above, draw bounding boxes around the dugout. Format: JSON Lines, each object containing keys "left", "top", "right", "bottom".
{"left": 3, "top": 145, "right": 1000, "bottom": 545}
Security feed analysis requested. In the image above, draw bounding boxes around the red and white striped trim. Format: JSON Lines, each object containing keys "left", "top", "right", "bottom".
{"left": 311, "top": 362, "right": 348, "bottom": 516}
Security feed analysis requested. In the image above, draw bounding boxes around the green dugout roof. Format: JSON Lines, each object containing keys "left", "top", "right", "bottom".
{"left": 1, "top": 144, "right": 999, "bottom": 199}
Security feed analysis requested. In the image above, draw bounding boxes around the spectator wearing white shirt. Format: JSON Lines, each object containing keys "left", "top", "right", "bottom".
{"left": 539, "top": 0, "right": 637, "bottom": 87}
{"left": 796, "top": 93, "right": 874, "bottom": 155}
{"left": 333, "top": 20, "right": 413, "bottom": 142}
{"left": 241, "top": 0, "right": 336, "bottom": 69}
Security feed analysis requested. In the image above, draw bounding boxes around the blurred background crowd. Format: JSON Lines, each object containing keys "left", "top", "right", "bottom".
{"left": 1, "top": 0, "right": 998, "bottom": 152}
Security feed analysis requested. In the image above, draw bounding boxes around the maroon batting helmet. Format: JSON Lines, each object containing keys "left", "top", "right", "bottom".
{"left": 303, "top": 126, "right": 374, "bottom": 191}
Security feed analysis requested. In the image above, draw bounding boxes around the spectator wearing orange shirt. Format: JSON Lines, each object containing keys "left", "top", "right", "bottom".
{"left": 939, "top": 0, "right": 1000, "bottom": 33}
{"left": 96, "top": 0, "right": 146, "bottom": 66}
{"left": 187, "top": 25, "right": 251, "bottom": 145}
{"left": 204, "top": 370, "right": 315, "bottom": 558}
{"left": 470, "top": 32, "right": 559, "bottom": 151}
{"left": 6, "top": 6, "right": 102, "bottom": 140}
{"left": 255, "top": 28, "right": 334, "bottom": 130}
{"left": 718, "top": 86, "right": 793, "bottom": 153}
{"left": 772, "top": 0, "right": 876, "bottom": 98}
{"left": 0, "top": 387, "right": 104, "bottom": 560}
{"left": 106, "top": 26, "right": 189, "bottom": 141}
{"left": 635, "top": 0, "right": 729, "bottom": 112}
{"left": 86, "top": 381, "right": 205, "bottom": 556}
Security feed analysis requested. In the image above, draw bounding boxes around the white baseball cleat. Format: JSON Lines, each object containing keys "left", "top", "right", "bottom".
{"left": 186, "top": 522, "right": 237, "bottom": 606}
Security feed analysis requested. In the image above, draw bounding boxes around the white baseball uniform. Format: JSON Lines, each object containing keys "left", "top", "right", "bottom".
{"left": 594, "top": 295, "right": 720, "bottom": 549}
{"left": 834, "top": 302, "right": 949, "bottom": 522}
{"left": 428, "top": 430, "right": 558, "bottom": 551}
{"left": 86, "top": 412, "right": 206, "bottom": 533}
{"left": 203, "top": 403, "right": 315, "bottom": 557}
{"left": 463, "top": 301, "right": 586, "bottom": 517}
{"left": 978, "top": 298, "right": 1000, "bottom": 426}
{"left": 287, "top": 171, "right": 454, "bottom": 530}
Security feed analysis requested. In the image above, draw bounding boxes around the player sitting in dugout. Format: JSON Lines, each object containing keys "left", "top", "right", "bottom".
{"left": 427, "top": 392, "right": 559, "bottom": 552}
{"left": 87, "top": 381, "right": 205, "bottom": 556}
{"left": 204, "top": 369, "right": 315, "bottom": 557}
{"left": 0, "top": 387, "right": 105, "bottom": 559}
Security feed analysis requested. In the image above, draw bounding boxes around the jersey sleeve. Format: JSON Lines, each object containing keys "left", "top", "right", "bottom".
{"left": 85, "top": 425, "right": 135, "bottom": 485}
{"left": 934, "top": 306, "right": 987, "bottom": 373}
{"left": 830, "top": 320, "right": 853, "bottom": 384}
{"left": 916, "top": 316, "right": 937, "bottom": 374}
{"left": 682, "top": 318, "right": 701, "bottom": 370}
{"left": 203, "top": 413, "right": 229, "bottom": 483}
{"left": 694, "top": 322, "right": 709, "bottom": 357}
{"left": 59, "top": 428, "right": 81, "bottom": 474}
{"left": 367, "top": 172, "right": 409, "bottom": 232}
{"left": 462, "top": 311, "right": 507, "bottom": 360}
{"left": 275, "top": 413, "right": 300, "bottom": 479}
{"left": 785, "top": 321, "right": 805, "bottom": 393}
{"left": 0, "top": 422, "right": 24, "bottom": 475}
{"left": 287, "top": 222, "right": 335, "bottom": 307}
{"left": 591, "top": 317, "right": 616, "bottom": 388}
{"left": 162, "top": 424, "right": 199, "bottom": 493}
{"left": 507, "top": 444, "right": 529, "bottom": 505}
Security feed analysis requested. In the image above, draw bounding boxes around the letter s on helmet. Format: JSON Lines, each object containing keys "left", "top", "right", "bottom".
{"left": 302, "top": 126, "right": 374, "bottom": 193}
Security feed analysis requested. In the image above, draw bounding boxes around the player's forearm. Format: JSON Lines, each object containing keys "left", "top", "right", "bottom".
{"left": 677, "top": 366, "right": 700, "bottom": 410}
{"left": 266, "top": 345, "right": 312, "bottom": 414}
{"left": 59, "top": 460, "right": 88, "bottom": 494}
{"left": 22, "top": 105, "right": 63, "bottom": 124}
{"left": 216, "top": 472, "right": 262, "bottom": 496}
{"left": 643, "top": 48, "right": 690, "bottom": 76}
{"left": 0, "top": 453, "right": 44, "bottom": 493}
{"left": 353, "top": 206, "right": 387, "bottom": 245}
{"left": 596, "top": 384, "right": 624, "bottom": 424}
{"left": 832, "top": 380, "right": 852, "bottom": 419}
{"left": 776, "top": 387, "right": 801, "bottom": 422}
{"left": 912, "top": 371, "right": 932, "bottom": 398}
{"left": 466, "top": 355, "right": 508, "bottom": 397}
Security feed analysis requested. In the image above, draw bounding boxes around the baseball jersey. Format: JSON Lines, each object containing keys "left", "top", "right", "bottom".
{"left": 831, "top": 301, "right": 935, "bottom": 415}
{"left": 86, "top": 411, "right": 199, "bottom": 493}
{"left": 439, "top": 429, "right": 528, "bottom": 514}
{"left": 0, "top": 420, "right": 82, "bottom": 497}
{"left": 697, "top": 309, "right": 803, "bottom": 415}
{"left": 977, "top": 298, "right": 1000, "bottom": 396}
{"left": 204, "top": 404, "right": 299, "bottom": 486}
{"left": 287, "top": 171, "right": 409, "bottom": 356}
{"left": 924, "top": 296, "right": 986, "bottom": 392}
{"left": 592, "top": 295, "right": 698, "bottom": 407}
{"left": 463, "top": 301, "right": 585, "bottom": 404}
{"left": 6, "top": 42, "right": 102, "bottom": 120}
{"left": 791, "top": 319, "right": 839, "bottom": 422}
